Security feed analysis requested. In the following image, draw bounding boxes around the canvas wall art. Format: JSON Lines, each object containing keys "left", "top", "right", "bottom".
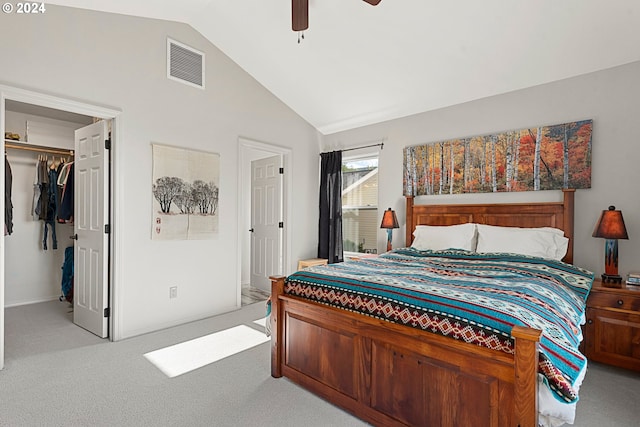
{"left": 152, "top": 143, "right": 220, "bottom": 240}
{"left": 403, "top": 119, "right": 592, "bottom": 196}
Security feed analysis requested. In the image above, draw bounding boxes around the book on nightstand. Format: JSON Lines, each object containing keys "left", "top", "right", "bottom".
{"left": 625, "top": 272, "right": 640, "bottom": 286}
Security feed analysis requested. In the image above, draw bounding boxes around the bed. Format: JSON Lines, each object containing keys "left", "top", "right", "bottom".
{"left": 269, "top": 189, "right": 593, "bottom": 427}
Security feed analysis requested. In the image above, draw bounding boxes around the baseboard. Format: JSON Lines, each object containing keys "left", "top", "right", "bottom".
{"left": 4, "top": 295, "right": 61, "bottom": 308}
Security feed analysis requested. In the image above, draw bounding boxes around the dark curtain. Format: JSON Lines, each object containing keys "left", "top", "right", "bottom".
{"left": 318, "top": 151, "right": 343, "bottom": 263}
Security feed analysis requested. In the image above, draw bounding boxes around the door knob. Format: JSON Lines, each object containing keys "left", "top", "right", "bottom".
{"left": 249, "top": 228, "right": 254, "bottom": 232}
{"left": 70, "top": 234, "right": 78, "bottom": 240}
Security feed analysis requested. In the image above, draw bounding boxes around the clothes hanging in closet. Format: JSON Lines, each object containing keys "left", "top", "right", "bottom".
{"left": 43, "top": 165, "right": 59, "bottom": 250}
{"left": 58, "top": 162, "right": 74, "bottom": 223}
{"left": 33, "top": 158, "right": 47, "bottom": 220}
{"left": 57, "top": 160, "right": 72, "bottom": 188}
{"left": 31, "top": 160, "right": 40, "bottom": 221}
{"left": 33, "top": 157, "right": 60, "bottom": 250}
{"left": 60, "top": 246, "right": 74, "bottom": 303}
{"left": 4, "top": 156, "right": 13, "bottom": 236}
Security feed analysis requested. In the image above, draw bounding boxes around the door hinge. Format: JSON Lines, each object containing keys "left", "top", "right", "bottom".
{"left": 104, "top": 307, "right": 110, "bottom": 318}
{"left": 279, "top": 222, "right": 284, "bottom": 228}
{"left": 105, "top": 224, "right": 111, "bottom": 234}
{"left": 105, "top": 139, "right": 111, "bottom": 150}
{"left": 279, "top": 167, "right": 284, "bottom": 174}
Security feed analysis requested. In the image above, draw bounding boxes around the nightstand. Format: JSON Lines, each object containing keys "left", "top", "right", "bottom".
{"left": 583, "top": 279, "right": 640, "bottom": 371}
{"left": 348, "top": 253, "right": 379, "bottom": 261}
{"left": 297, "top": 258, "right": 328, "bottom": 270}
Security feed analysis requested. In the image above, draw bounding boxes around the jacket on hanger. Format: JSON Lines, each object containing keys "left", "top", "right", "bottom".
{"left": 4, "top": 156, "right": 13, "bottom": 235}
{"left": 58, "top": 162, "right": 74, "bottom": 222}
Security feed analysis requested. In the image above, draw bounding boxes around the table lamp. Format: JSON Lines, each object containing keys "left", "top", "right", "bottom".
{"left": 592, "top": 205, "right": 628, "bottom": 286}
{"left": 380, "top": 208, "right": 399, "bottom": 252}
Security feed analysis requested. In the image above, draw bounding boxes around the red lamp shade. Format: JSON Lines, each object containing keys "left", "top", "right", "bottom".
{"left": 380, "top": 208, "right": 399, "bottom": 229}
{"left": 592, "top": 206, "right": 628, "bottom": 285}
{"left": 592, "top": 206, "right": 628, "bottom": 239}
{"left": 380, "top": 208, "right": 399, "bottom": 252}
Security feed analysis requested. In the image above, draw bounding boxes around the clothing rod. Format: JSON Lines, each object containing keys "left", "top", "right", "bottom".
{"left": 4, "top": 140, "right": 74, "bottom": 157}
{"left": 320, "top": 141, "right": 384, "bottom": 155}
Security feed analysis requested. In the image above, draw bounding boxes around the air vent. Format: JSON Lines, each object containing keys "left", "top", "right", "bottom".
{"left": 167, "top": 38, "right": 205, "bottom": 89}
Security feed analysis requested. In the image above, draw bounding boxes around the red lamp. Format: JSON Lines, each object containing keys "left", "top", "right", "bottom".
{"left": 592, "top": 205, "right": 629, "bottom": 286}
{"left": 380, "top": 208, "right": 399, "bottom": 252}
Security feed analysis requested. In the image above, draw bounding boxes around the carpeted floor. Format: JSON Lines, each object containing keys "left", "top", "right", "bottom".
{"left": 1, "top": 299, "right": 639, "bottom": 426}
{"left": 2, "top": 300, "right": 367, "bottom": 427}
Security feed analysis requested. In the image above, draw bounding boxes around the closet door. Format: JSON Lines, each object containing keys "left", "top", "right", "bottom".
{"left": 74, "top": 121, "right": 109, "bottom": 338}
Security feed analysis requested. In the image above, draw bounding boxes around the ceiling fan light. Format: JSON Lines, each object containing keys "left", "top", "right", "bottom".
{"left": 291, "top": 0, "right": 380, "bottom": 32}
{"left": 292, "top": 0, "right": 309, "bottom": 32}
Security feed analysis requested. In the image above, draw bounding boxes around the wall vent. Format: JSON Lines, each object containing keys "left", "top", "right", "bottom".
{"left": 167, "top": 38, "right": 205, "bottom": 89}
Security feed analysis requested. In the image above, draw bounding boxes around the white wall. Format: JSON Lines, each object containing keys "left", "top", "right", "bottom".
{"left": 1, "top": 6, "right": 320, "bottom": 339}
{"left": 323, "top": 61, "right": 640, "bottom": 279}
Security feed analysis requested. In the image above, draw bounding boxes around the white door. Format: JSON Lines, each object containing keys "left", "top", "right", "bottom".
{"left": 74, "top": 121, "right": 109, "bottom": 337}
{"left": 250, "top": 155, "right": 283, "bottom": 290}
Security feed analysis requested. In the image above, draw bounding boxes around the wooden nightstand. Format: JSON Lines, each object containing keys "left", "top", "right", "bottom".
{"left": 583, "top": 279, "right": 640, "bottom": 371}
{"left": 297, "top": 258, "right": 328, "bottom": 270}
{"left": 348, "top": 253, "right": 379, "bottom": 261}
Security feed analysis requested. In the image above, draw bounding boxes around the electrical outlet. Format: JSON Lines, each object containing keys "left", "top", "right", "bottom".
{"left": 169, "top": 286, "right": 178, "bottom": 299}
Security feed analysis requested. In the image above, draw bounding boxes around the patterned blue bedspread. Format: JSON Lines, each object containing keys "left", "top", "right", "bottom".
{"left": 286, "top": 248, "right": 594, "bottom": 403}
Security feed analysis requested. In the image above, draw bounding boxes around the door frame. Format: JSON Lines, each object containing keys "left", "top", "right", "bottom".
{"left": 237, "top": 137, "right": 292, "bottom": 306}
{"left": 0, "top": 84, "right": 122, "bottom": 369}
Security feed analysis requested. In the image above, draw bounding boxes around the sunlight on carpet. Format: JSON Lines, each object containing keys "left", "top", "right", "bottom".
{"left": 144, "top": 325, "right": 269, "bottom": 378}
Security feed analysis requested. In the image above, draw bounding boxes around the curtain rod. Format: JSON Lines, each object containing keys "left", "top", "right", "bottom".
{"left": 320, "top": 141, "right": 384, "bottom": 155}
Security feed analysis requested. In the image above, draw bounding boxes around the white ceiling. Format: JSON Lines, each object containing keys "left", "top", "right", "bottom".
{"left": 46, "top": 1, "right": 640, "bottom": 135}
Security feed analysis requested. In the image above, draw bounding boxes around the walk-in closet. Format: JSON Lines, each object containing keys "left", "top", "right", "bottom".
{"left": 1, "top": 87, "right": 119, "bottom": 370}
{"left": 3, "top": 101, "right": 93, "bottom": 341}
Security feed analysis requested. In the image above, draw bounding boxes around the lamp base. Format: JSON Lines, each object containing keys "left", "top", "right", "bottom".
{"left": 601, "top": 273, "right": 623, "bottom": 287}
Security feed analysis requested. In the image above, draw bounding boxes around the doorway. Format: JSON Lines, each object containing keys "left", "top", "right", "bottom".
{"left": 237, "top": 138, "right": 292, "bottom": 306}
{"left": 0, "top": 84, "right": 121, "bottom": 369}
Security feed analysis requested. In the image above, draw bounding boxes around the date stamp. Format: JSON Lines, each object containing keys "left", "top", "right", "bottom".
{"left": 2, "top": 2, "right": 46, "bottom": 14}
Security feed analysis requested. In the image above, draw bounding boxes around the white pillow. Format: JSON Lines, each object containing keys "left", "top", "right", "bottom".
{"left": 536, "top": 227, "right": 565, "bottom": 236}
{"left": 412, "top": 223, "right": 477, "bottom": 252}
{"left": 475, "top": 224, "right": 569, "bottom": 261}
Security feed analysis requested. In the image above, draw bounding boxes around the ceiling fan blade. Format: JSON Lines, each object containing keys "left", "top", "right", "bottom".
{"left": 292, "top": 0, "right": 309, "bottom": 31}
{"left": 362, "top": 0, "right": 382, "bottom": 5}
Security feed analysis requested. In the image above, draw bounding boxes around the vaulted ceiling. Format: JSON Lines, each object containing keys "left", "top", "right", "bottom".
{"left": 46, "top": 1, "right": 640, "bottom": 134}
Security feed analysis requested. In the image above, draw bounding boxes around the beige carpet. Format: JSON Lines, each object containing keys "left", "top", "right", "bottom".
{"left": 2, "top": 299, "right": 639, "bottom": 426}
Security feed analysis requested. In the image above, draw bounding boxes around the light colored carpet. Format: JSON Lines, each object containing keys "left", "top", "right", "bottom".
{"left": 2, "top": 300, "right": 367, "bottom": 427}
{"left": 1, "top": 300, "right": 639, "bottom": 426}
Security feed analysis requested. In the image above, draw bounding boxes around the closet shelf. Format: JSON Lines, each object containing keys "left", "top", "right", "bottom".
{"left": 4, "top": 139, "right": 74, "bottom": 156}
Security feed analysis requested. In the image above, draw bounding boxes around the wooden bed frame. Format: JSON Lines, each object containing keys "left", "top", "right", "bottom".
{"left": 270, "top": 189, "right": 575, "bottom": 427}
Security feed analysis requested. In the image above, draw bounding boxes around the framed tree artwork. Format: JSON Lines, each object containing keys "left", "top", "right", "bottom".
{"left": 151, "top": 143, "right": 220, "bottom": 240}
{"left": 403, "top": 119, "right": 592, "bottom": 196}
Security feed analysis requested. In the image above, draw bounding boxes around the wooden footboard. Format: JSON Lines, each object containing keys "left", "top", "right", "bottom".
{"left": 270, "top": 275, "right": 541, "bottom": 427}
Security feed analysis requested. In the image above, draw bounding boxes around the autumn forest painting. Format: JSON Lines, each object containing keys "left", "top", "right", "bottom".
{"left": 403, "top": 120, "right": 592, "bottom": 196}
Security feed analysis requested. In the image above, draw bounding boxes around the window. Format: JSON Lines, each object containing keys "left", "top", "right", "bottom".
{"left": 342, "top": 155, "right": 378, "bottom": 254}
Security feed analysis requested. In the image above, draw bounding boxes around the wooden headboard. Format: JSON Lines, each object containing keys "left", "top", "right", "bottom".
{"left": 405, "top": 189, "right": 575, "bottom": 264}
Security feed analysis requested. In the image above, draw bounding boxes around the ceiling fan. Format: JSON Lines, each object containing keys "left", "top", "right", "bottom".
{"left": 292, "top": 0, "right": 382, "bottom": 31}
